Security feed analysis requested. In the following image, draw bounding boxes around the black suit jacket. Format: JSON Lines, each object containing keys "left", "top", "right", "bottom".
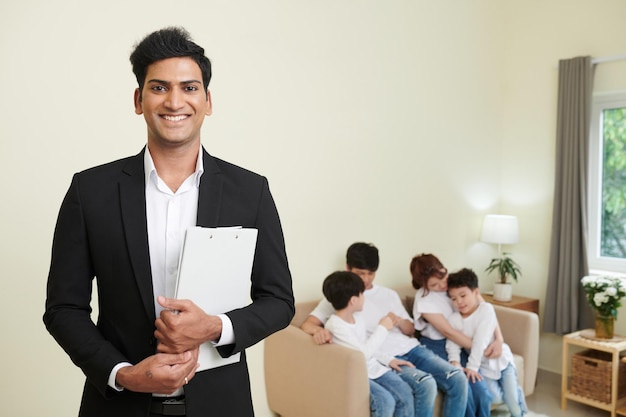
{"left": 44, "top": 148, "right": 294, "bottom": 417}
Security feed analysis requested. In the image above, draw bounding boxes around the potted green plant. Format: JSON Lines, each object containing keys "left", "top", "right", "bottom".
{"left": 485, "top": 252, "right": 522, "bottom": 301}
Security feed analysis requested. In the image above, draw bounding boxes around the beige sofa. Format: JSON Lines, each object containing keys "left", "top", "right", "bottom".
{"left": 264, "top": 284, "right": 539, "bottom": 417}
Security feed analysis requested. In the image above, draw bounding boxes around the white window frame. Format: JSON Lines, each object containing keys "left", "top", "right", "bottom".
{"left": 588, "top": 91, "right": 626, "bottom": 275}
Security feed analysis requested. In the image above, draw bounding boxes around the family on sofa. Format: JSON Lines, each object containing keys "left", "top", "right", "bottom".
{"left": 299, "top": 242, "right": 528, "bottom": 417}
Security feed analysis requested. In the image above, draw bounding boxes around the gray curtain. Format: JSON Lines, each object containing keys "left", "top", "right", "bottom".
{"left": 544, "top": 56, "right": 594, "bottom": 334}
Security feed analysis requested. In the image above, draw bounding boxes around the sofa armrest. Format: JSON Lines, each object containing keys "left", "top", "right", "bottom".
{"left": 265, "top": 324, "right": 370, "bottom": 417}
{"left": 493, "top": 305, "right": 539, "bottom": 396}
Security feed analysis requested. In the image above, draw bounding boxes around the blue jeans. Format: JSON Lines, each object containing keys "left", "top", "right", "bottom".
{"left": 371, "top": 371, "right": 414, "bottom": 417}
{"left": 484, "top": 363, "right": 527, "bottom": 417}
{"left": 420, "top": 337, "right": 492, "bottom": 417}
{"left": 370, "top": 378, "right": 395, "bottom": 417}
{"left": 396, "top": 365, "right": 437, "bottom": 417}
{"left": 397, "top": 344, "right": 468, "bottom": 417}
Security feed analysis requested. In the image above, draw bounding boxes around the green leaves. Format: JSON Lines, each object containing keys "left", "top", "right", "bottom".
{"left": 600, "top": 107, "right": 626, "bottom": 258}
{"left": 485, "top": 252, "right": 522, "bottom": 284}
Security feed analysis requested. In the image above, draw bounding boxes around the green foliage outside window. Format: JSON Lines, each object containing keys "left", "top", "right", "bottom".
{"left": 601, "top": 107, "right": 626, "bottom": 258}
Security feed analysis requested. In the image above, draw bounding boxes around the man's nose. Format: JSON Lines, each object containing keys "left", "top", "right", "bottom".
{"left": 165, "top": 89, "right": 184, "bottom": 109}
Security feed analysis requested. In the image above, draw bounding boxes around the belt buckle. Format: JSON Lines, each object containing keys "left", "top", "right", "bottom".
{"left": 162, "top": 398, "right": 186, "bottom": 416}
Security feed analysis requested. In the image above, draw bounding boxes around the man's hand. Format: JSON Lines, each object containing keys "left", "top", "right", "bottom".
{"left": 116, "top": 350, "right": 199, "bottom": 394}
{"left": 388, "top": 358, "right": 415, "bottom": 372}
{"left": 301, "top": 316, "right": 332, "bottom": 345}
{"left": 312, "top": 328, "right": 332, "bottom": 345}
{"left": 155, "top": 296, "right": 222, "bottom": 353}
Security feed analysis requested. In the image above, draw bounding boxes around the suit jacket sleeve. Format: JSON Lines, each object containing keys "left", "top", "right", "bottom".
{"left": 43, "top": 172, "right": 132, "bottom": 396}
{"left": 211, "top": 171, "right": 295, "bottom": 356}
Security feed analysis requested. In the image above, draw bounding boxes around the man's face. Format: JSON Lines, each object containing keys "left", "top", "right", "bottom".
{"left": 134, "top": 57, "right": 212, "bottom": 149}
{"left": 348, "top": 267, "right": 376, "bottom": 290}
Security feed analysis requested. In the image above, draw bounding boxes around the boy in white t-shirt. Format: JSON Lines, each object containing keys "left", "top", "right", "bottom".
{"left": 323, "top": 271, "right": 420, "bottom": 417}
{"left": 445, "top": 268, "right": 527, "bottom": 417}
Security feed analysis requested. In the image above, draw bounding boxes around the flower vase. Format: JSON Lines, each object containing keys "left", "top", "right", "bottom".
{"left": 594, "top": 312, "right": 615, "bottom": 339}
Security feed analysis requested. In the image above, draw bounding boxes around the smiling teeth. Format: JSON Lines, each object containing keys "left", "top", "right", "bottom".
{"left": 164, "top": 115, "right": 187, "bottom": 121}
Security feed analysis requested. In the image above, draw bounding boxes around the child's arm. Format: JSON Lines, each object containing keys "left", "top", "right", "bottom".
{"left": 445, "top": 313, "right": 464, "bottom": 364}
{"left": 325, "top": 316, "right": 389, "bottom": 359}
{"left": 464, "top": 368, "right": 483, "bottom": 383}
{"left": 464, "top": 303, "right": 499, "bottom": 373}
{"left": 477, "top": 293, "right": 503, "bottom": 358}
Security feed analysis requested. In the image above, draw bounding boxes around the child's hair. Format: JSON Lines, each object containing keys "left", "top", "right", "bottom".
{"left": 346, "top": 242, "right": 379, "bottom": 271}
{"left": 410, "top": 253, "right": 447, "bottom": 293}
{"left": 447, "top": 268, "right": 479, "bottom": 291}
{"left": 322, "top": 271, "right": 365, "bottom": 310}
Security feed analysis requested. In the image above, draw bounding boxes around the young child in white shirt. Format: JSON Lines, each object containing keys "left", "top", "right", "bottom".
{"left": 445, "top": 268, "right": 528, "bottom": 417}
{"left": 322, "top": 271, "right": 420, "bottom": 417}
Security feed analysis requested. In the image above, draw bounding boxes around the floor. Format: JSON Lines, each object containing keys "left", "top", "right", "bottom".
{"left": 492, "top": 368, "right": 608, "bottom": 416}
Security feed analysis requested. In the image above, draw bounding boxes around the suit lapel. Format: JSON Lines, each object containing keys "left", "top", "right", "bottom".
{"left": 119, "top": 149, "right": 156, "bottom": 322}
{"left": 197, "top": 148, "right": 223, "bottom": 227}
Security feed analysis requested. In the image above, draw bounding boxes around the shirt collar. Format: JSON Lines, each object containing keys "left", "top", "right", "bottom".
{"left": 144, "top": 146, "right": 204, "bottom": 189}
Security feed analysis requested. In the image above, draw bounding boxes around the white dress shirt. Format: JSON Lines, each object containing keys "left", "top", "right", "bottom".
{"left": 107, "top": 146, "right": 234, "bottom": 392}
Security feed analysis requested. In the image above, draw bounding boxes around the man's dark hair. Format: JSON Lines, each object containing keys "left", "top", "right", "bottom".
{"left": 130, "top": 26, "right": 212, "bottom": 94}
{"left": 346, "top": 242, "right": 379, "bottom": 271}
{"left": 322, "top": 271, "right": 365, "bottom": 310}
{"left": 447, "top": 268, "right": 479, "bottom": 291}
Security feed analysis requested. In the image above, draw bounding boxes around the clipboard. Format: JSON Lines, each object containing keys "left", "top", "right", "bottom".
{"left": 174, "top": 226, "right": 258, "bottom": 371}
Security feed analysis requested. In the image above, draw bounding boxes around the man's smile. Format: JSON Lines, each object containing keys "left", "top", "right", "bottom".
{"left": 162, "top": 114, "right": 189, "bottom": 122}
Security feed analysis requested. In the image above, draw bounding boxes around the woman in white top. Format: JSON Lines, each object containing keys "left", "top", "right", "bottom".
{"left": 410, "top": 254, "right": 501, "bottom": 417}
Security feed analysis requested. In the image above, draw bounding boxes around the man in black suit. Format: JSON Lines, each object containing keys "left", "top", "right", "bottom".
{"left": 43, "top": 27, "right": 294, "bottom": 417}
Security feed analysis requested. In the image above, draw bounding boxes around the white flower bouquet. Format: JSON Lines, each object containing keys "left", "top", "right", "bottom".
{"left": 581, "top": 275, "right": 626, "bottom": 319}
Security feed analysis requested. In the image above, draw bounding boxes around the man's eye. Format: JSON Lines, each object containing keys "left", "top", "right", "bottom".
{"left": 151, "top": 85, "right": 166, "bottom": 92}
{"left": 185, "top": 85, "right": 199, "bottom": 91}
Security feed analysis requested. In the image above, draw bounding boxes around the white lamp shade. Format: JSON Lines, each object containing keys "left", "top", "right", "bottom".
{"left": 481, "top": 214, "right": 519, "bottom": 245}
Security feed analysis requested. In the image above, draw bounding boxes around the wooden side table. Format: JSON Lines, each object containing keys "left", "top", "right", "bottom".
{"left": 561, "top": 330, "right": 626, "bottom": 417}
{"left": 482, "top": 293, "right": 539, "bottom": 315}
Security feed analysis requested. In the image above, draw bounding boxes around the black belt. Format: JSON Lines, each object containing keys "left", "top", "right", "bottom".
{"left": 150, "top": 397, "right": 186, "bottom": 416}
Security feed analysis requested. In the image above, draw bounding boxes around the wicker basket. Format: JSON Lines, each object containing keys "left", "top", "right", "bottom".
{"left": 570, "top": 349, "right": 626, "bottom": 403}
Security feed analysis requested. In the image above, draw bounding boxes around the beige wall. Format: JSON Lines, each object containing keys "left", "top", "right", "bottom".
{"left": 1, "top": 1, "right": 625, "bottom": 416}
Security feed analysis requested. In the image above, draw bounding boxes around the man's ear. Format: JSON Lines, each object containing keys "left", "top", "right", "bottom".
{"left": 134, "top": 88, "right": 143, "bottom": 115}
{"left": 205, "top": 89, "right": 213, "bottom": 116}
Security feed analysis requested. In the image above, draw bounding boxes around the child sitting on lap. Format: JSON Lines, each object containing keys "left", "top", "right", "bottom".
{"left": 445, "top": 268, "right": 528, "bottom": 417}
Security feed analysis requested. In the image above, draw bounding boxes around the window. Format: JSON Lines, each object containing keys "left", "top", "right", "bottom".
{"left": 588, "top": 92, "right": 626, "bottom": 273}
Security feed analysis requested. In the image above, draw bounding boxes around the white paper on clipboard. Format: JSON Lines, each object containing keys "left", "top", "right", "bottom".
{"left": 174, "top": 226, "right": 258, "bottom": 371}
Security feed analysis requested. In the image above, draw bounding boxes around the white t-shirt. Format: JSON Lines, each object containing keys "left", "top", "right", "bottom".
{"left": 310, "top": 284, "right": 419, "bottom": 365}
{"left": 325, "top": 314, "right": 390, "bottom": 379}
{"left": 412, "top": 288, "right": 455, "bottom": 340}
{"left": 446, "top": 302, "right": 514, "bottom": 380}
